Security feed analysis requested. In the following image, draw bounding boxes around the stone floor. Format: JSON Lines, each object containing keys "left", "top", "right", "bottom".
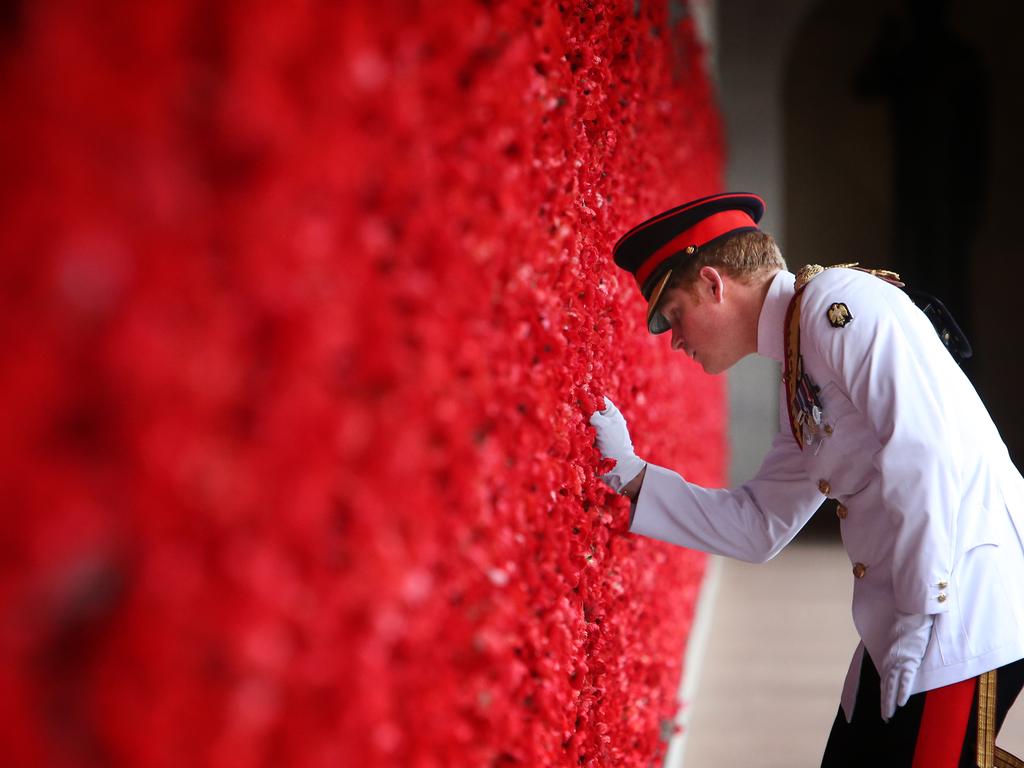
{"left": 668, "top": 542, "right": 1024, "bottom": 767}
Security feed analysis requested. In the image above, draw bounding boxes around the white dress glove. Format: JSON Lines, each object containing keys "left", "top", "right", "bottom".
{"left": 588, "top": 396, "right": 646, "bottom": 494}
{"left": 880, "top": 610, "right": 934, "bottom": 721}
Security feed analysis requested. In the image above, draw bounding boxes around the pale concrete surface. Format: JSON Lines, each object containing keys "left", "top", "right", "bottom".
{"left": 677, "top": 542, "right": 1024, "bottom": 767}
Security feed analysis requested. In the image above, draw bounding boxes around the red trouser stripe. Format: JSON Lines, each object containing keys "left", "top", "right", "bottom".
{"left": 911, "top": 677, "right": 977, "bottom": 768}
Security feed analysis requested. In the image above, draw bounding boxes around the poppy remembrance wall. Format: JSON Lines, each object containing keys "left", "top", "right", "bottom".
{"left": 0, "top": 0, "right": 725, "bottom": 765}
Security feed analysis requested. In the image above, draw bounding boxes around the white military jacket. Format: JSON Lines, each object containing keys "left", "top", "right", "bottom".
{"left": 631, "top": 267, "right": 1024, "bottom": 719}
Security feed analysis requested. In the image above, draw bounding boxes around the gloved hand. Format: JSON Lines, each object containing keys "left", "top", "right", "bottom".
{"left": 880, "top": 611, "right": 934, "bottom": 721}
{"left": 588, "top": 396, "right": 646, "bottom": 494}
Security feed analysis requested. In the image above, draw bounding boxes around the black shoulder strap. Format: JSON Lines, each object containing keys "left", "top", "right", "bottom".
{"left": 903, "top": 287, "right": 973, "bottom": 362}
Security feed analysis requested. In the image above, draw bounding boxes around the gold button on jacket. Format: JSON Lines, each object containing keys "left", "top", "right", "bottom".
{"left": 818, "top": 479, "right": 832, "bottom": 495}
{"left": 853, "top": 562, "right": 867, "bottom": 579}
{"left": 836, "top": 504, "right": 848, "bottom": 520}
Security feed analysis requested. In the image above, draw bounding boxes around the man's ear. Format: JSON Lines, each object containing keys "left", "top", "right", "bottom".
{"left": 697, "top": 266, "right": 725, "bottom": 303}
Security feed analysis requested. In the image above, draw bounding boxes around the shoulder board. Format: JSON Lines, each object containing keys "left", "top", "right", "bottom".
{"left": 793, "top": 262, "right": 901, "bottom": 293}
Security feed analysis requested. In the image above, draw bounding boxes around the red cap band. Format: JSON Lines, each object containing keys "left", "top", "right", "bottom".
{"left": 634, "top": 209, "right": 757, "bottom": 290}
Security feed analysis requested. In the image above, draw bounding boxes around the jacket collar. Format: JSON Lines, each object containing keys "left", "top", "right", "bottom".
{"left": 757, "top": 270, "right": 795, "bottom": 363}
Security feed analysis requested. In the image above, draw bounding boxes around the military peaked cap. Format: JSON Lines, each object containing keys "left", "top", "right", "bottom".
{"left": 612, "top": 192, "right": 765, "bottom": 334}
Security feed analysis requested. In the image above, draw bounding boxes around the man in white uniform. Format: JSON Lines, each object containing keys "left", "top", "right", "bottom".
{"left": 589, "top": 192, "right": 1024, "bottom": 766}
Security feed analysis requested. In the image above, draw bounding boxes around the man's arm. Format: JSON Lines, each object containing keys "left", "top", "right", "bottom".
{"left": 590, "top": 394, "right": 823, "bottom": 562}
{"left": 628, "top": 426, "right": 824, "bottom": 563}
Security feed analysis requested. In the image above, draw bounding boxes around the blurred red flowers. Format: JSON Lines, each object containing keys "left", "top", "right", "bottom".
{"left": 0, "top": 0, "right": 725, "bottom": 765}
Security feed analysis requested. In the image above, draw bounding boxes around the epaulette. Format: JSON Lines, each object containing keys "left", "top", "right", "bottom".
{"left": 793, "top": 262, "right": 903, "bottom": 293}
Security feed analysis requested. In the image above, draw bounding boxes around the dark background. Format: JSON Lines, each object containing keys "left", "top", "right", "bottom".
{"left": 722, "top": 0, "right": 1024, "bottom": 538}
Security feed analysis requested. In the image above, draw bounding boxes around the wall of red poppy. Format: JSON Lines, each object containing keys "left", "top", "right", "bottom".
{"left": 0, "top": 1, "right": 725, "bottom": 765}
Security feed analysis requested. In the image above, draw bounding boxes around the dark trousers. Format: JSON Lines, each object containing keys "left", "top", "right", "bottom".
{"left": 821, "top": 654, "right": 1024, "bottom": 767}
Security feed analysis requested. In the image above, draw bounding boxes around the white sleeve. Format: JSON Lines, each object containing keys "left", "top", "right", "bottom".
{"left": 804, "top": 279, "right": 959, "bottom": 615}
{"left": 629, "top": 428, "right": 824, "bottom": 563}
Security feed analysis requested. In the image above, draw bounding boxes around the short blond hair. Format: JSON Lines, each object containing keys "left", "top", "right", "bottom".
{"left": 667, "top": 230, "right": 785, "bottom": 293}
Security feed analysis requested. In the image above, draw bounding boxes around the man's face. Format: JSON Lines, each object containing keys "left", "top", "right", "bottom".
{"left": 655, "top": 271, "right": 744, "bottom": 375}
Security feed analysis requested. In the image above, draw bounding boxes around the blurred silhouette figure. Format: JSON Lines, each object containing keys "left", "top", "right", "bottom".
{"left": 856, "top": 0, "right": 989, "bottom": 365}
